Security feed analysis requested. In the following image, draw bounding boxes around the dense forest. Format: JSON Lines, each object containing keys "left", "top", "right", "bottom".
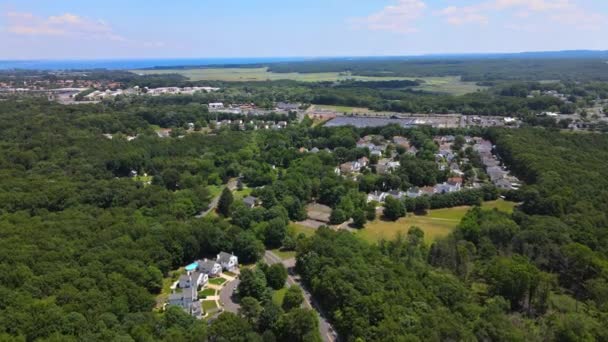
{"left": 267, "top": 57, "right": 608, "bottom": 82}
{"left": 296, "top": 128, "right": 608, "bottom": 341}
{"left": 1, "top": 92, "right": 608, "bottom": 341}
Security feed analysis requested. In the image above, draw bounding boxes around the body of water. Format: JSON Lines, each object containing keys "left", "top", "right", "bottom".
{"left": 0, "top": 57, "right": 313, "bottom": 71}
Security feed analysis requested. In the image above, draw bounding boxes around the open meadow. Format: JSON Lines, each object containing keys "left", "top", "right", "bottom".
{"left": 357, "top": 200, "right": 517, "bottom": 244}
{"left": 131, "top": 67, "right": 484, "bottom": 94}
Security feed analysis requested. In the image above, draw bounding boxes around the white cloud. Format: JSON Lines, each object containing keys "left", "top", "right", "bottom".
{"left": 4, "top": 11, "right": 127, "bottom": 41}
{"left": 2, "top": 11, "right": 171, "bottom": 50}
{"left": 440, "top": 6, "right": 489, "bottom": 25}
{"left": 351, "top": 0, "right": 427, "bottom": 34}
{"left": 438, "top": 0, "right": 603, "bottom": 30}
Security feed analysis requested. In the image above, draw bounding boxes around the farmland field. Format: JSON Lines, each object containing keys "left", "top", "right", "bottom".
{"left": 357, "top": 200, "right": 517, "bottom": 244}
{"left": 311, "top": 104, "right": 372, "bottom": 114}
{"left": 131, "top": 67, "right": 484, "bottom": 94}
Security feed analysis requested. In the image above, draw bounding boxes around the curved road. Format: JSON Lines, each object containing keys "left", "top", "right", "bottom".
{"left": 219, "top": 278, "right": 241, "bottom": 314}
{"left": 196, "top": 179, "right": 238, "bottom": 218}
{"left": 264, "top": 251, "right": 337, "bottom": 342}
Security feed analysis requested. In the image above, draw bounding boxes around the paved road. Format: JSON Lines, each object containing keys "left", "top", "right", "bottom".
{"left": 196, "top": 178, "right": 238, "bottom": 218}
{"left": 264, "top": 251, "right": 337, "bottom": 342}
{"left": 219, "top": 278, "right": 241, "bottom": 314}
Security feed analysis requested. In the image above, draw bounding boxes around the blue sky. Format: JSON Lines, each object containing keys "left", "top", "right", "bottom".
{"left": 0, "top": 0, "right": 606, "bottom": 59}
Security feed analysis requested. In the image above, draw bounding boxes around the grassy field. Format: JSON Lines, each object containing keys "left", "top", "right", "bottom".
{"left": 269, "top": 223, "right": 318, "bottom": 260}
{"left": 209, "top": 277, "right": 227, "bottom": 286}
{"left": 412, "top": 76, "right": 485, "bottom": 96}
{"left": 272, "top": 288, "right": 287, "bottom": 306}
{"left": 233, "top": 187, "right": 253, "bottom": 200}
{"left": 202, "top": 300, "right": 219, "bottom": 313}
{"left": 270, "top": 248, "right": 296, "bottom": 260}
{"left": 289, "top": 223, "right": 317, "bottom": 237}
{"left": 131, "top": 67, "right": 483, "bottom": 94}
{"left": 199, "top": 288, "right": 216, "bottom": 298}
{"left": 155, "top": 268, "right": 184, "bottom": 309}
{"left": 357, "top": 200, "right": 517, "bottom": 244}
{"left": 207, "top": 185, "right": 223, "bottom": 198}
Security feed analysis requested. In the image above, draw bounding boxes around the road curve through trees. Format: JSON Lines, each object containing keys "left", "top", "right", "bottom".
{"left": 264, "top": 251, "right": 337, "bottom": 342}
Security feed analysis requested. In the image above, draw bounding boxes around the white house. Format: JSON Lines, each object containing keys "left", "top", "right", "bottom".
{"left": 178, "top": 271, "right": 208, "bottom": 290}
{"left": 209, "top": 102, "right": 224, "bottom": 110}
{"left": 406, "top": 187, "right": 422, "bottom": 198}
{"left": 197, "top": 259, "right": 222, "bottom": 277}
{"left": 217, "top": 252, "right": 239, "bottom": 272}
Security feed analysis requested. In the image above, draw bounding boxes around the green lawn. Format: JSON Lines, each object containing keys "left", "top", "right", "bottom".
{"left": 358, "top": 200, "right": 517, "bottom": 244}
{"left": 199, "top": 288, "right": 216, "bottom": 298}
{"left": 131, "top": 67, "right": 421, "bottom": 83}
{"left": 202, "top": 300, "right": 219, "bottom": 313}
{"left": 207, "top": 185, "right": 223, "bottom": 198}
{"left": 155, "top": 268, "right": 184, "bottom": 309}
{"left": 482, "top": 199, "right": 517, "bottom": 213}
{"left": 288, "top": 223, "right": 316, "bottom": 238}
{"left": 270, "top": 248, "right": 297, "bottom": 260}
{"left": 223, "top": 271, "right": 237, "bottom": 277}
{"left": 209, "top": 277, "right": 227, "bottom": 286}
{"left": 272, "top": 288, "right": 287, "bottom": 306}
{"left": 412, "top": 76, "right": 486, "bottom": 96}
{"left": 233, "top": 187, "right": 253, "bottom": 200}
{"left": 132, "top": 175, "right": 152, "bottom": 185}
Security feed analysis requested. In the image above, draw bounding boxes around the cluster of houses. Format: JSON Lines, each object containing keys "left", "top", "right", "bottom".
{"left": 214, "top": 119, "right": 289, "bottom": 131}
{"left": 208, "top": 102, "right": 301, "bottom": 116}
{"left": 356, "top": 135, "right": 389, "bottom": 158}
{"left": 82, "top": 86, "right": 220, "bottom": 101}
{"left": 167, "top": 252, "right": 238, "bottom": 318}
{"left": 367, "top": 177, "right": 464, "bottom": 203}
{"left": 473, "top": 138, "right": 520, "bottom": 190}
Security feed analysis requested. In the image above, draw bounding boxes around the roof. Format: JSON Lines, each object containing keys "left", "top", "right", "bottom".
{"left": 218, "top": 252, "right": 236, "bottom": 264}
{"left": 243, "top": 196, "right": 257, "bottom": 206}
{"left": 198, "top": 260, "right": 220, "bottom": 274}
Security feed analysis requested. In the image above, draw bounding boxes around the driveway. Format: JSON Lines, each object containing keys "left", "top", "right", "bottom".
{"left": 264, "top": 251, "right": 337, "bottom": 342}
{"left": 196, "top": 178, "right": 238, "bottom": 218}
{"left": 218, "top": 277, "right": 241, "bottom": 314}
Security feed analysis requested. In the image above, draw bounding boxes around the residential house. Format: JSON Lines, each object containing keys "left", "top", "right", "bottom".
{"left": 435, "top": 181, "right": 460, "bottom": 194}
{"left": 243, "top": 196, "right": 259, "bottom": 209}
{"left": 168, "top": 286, "right": 202, "bottom": 317}
{"left": 376, "top": 159, "right": 401, "bottom": 175}
{"left": 367, "top": 191, "right": 388, "bottom": 203}
{"left": 448, "top": 177, "right": 463, "bottom": 189}
{"left": 406, "top": 187, "right": 422, "bottom": 198}
{"left": 494, "top": 179, "right": 513, "bottom": 190}
{"left": 474, "top": 140, "right": 493, "bottom": 154}
{"left": 393, "top": 136, "right": 410, "bottom": 148}
{"left": 340, "top": 157, "right": 368, "bottom": 175}
{"left": 367, "top": 190, "right": 406, "bottom": 203}
{"left": 386, "top": 190, "right": 406, "bottom": 200}
{"left": 370, "top": 149, "right": 383, "bottom": 158}
{"left": 486, "top": 166, "right": 507, "bottom": 182}
{"left": 208, "top": 102, "right": 224, "bottom": 110}
{"left": 421, "top": 186, "right": 436, "bottom": 196}
{"left": 178, "top": 271, "right": 208, "bottom": 290}
{"left": 197, "top": 259, "right": 222, "bottom": 277}
{"left": 358, "top": 157, "right": 369, "bottom": 168}
{"left": 217, "top": 252, "right": 239, "bottom": 272}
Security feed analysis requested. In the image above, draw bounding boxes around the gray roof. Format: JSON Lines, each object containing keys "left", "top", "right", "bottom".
{"left": 198, "top": 260, "right": 220, "bottom": 274}
{"left": 243, "top": 196, "right": 257, "bottom": 206}
{"left": 218, "top": 252, "right": 236, "bottom": 264}
{"left": 168, "top": 293, "right": 184, "bottom": 301}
